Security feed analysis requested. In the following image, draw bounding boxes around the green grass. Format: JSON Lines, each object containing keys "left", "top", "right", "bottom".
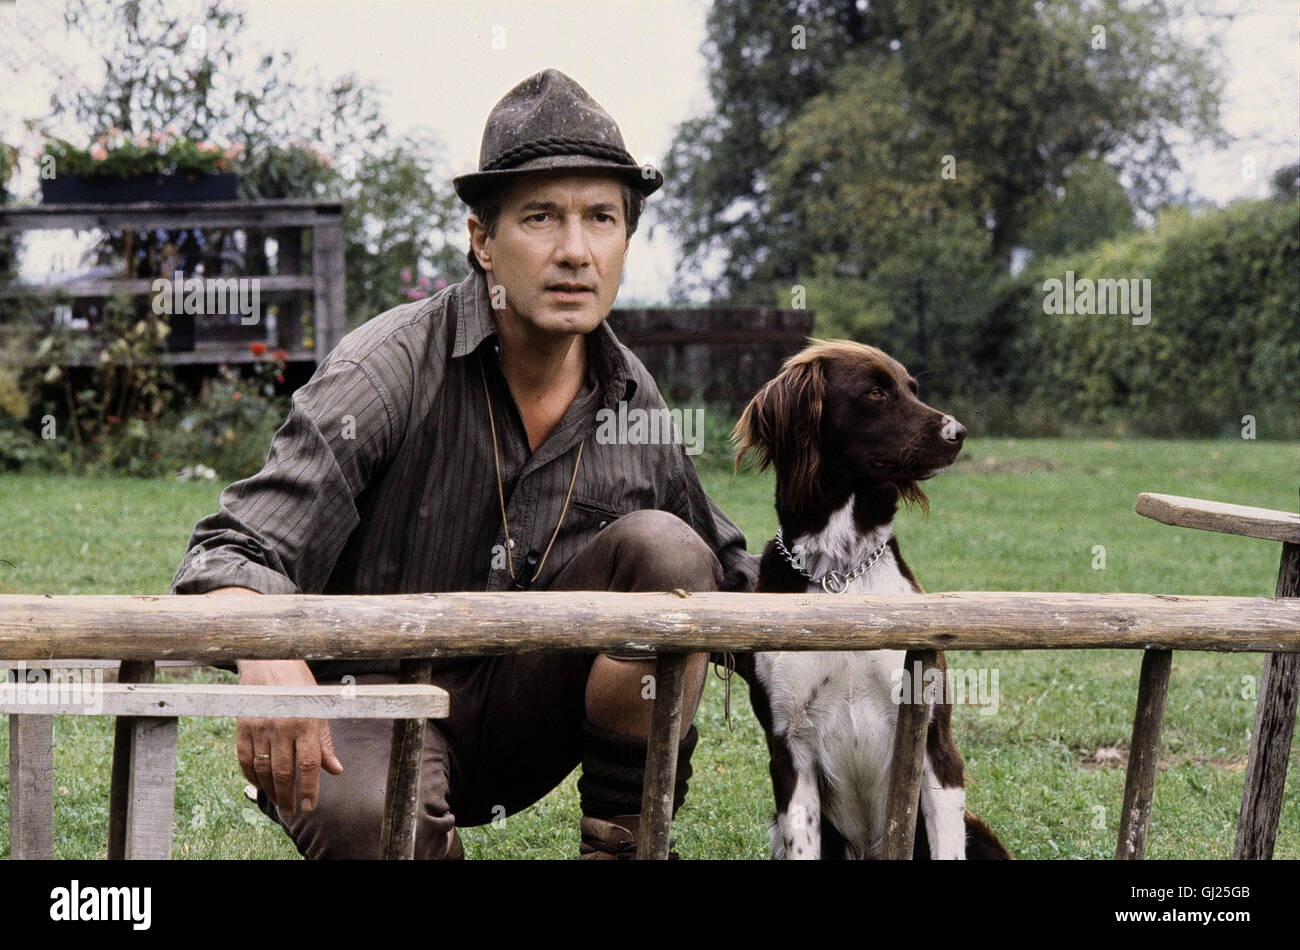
{"left": 1, "top": 437, "right": 1297, "bottom": 859}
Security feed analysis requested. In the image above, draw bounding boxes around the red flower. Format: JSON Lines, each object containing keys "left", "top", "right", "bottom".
{"left": 107, "top": 415, "right": 120, "bottom": 425}
{"left": 272, "top": 349, "right": 288, "bottom": 362}
{"left": 233, "top": 391, "right": 242, "bottom": 400}
{"left": 275, "top": 373, "right": 285, "bottom": 384}
{"left": 250, "top": 342, "right": 268, "bottom": 356}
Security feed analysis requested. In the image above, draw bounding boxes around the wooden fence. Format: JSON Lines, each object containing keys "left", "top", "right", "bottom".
{"left": 3, "top": 590, "right": 1297, "bottom": 860}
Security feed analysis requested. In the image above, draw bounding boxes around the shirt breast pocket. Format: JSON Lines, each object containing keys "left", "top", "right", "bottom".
{"left": 563, "top": 498, "right": 635, "bottom": 551}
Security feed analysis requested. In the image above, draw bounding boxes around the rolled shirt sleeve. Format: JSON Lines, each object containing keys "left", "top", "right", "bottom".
{"left": 170, "top": 355, "right": 396, "bottom": 596}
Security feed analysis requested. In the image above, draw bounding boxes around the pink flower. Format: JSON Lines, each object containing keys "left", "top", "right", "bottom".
{"left": 418, "top": 275, "right": 431, "bottom": 289}
{"left": 404, "top": 288, "right": 427, "bottom": 300}
{"left": 133, "top": 132, "right": 149, "bottom": 148}
{"left": 224, "top": 144, "right": 242, "bottom": 160}
{"left": 197, "top": 141, "right": 219, "bottom": 154}
{"left": 89, "top": 144, "right": 108, "bottom": 161}
{"left": 435, "top": 278, "right": 447, "bottom": 290}
{"left": 399, "top": 267, "right": 412, "bottom": 283}
{"left": 151, "top": 131, "right": 166, "bottom": 143}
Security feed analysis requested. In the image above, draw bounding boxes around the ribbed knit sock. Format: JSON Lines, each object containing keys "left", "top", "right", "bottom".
{"left": 577, "top": 719, "right": 698, "bottom": 819}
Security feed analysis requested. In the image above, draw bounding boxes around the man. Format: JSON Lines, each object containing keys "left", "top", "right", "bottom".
{"left": 171, "top": 68, "right": 757, "bottom": 859}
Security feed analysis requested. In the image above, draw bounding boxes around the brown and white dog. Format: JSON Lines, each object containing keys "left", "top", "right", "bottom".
{"left": 728, "top": 340, "right": 1009, "bottom": 860}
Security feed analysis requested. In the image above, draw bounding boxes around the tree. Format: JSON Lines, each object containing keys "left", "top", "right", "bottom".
{"left": 660, "top": 0, "right": 1225, "bottom": 298}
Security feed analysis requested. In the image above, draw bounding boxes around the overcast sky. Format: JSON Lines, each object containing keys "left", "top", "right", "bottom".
{"left": 5, "top": 0, "right": 1298, "bottom": 303}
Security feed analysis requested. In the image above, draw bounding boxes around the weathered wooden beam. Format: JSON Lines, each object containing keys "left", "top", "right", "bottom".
{"left": 380, "top": 659, "right": 435, "bottom": 861}
{"left": 637, "top": 653, "right": 690, "bottom": 860}
{"left": 0, "top": 683, "right": 449, "bottom": 719}
{"left": 1235, "top": 541, "right": 1300, "bottom": 859}
{"left": 7, "top": 710, "right": 54, "bottom": 860}
{"left": 122, "top": 717, "right": 177, "bottom": 860}
{"left": 107, "top": 660, "right": 154, "bottom": 861}
{"left": 1116, "top": 649, "right": 1173, "bottom": 859}
{"left": 0, "top": 274, "right": 316, "bottom": 300}
{"left": 1136, "top": 493, "right": 1300, "bottom": 545}
{"left": 882, "top": 649, "right": 937, "bottom": 860}
{"left": 0, "top": 199, "right": 344, "bottom": 233}
{"left": 1, "top": 592, "right": 1295, "bottom": 662}
{"left": 311, "top": 219, "right": 345, "bottom": 359}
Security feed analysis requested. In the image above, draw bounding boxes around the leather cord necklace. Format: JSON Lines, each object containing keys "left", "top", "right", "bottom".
{"left": 478, "top": 350, "right": 584, "bottom": 590}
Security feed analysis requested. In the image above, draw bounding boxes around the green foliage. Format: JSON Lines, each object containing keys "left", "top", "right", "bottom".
{"left": 160, "top": 366, "right": 290, "bottom": 482}
{"left": 1020, "top": 156, "right": 1137, "bottom": 258}
{"left": 336, "top": 133, "right": 467, "bottom": 330}
{"left": 1016, "top": 196, "right": 1299, "bottom": 437}
{"left": 40, "top": 130, "right": 242, "bottom": 180}
{"left": 20, "top": 292, "right": 176, "bottom": 476}
{"left": 661, "top": 0, "right": 1224, "bottom": 295}
{"left": 0, "top": 139, "right": 15, "bottom": 284}
{"left": 236, "top": 142, "right": 335, "bottom": 200}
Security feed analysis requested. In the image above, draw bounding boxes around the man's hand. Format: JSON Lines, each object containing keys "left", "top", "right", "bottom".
{"left": 205, "top": 587, "right": 344, "bottom": 816}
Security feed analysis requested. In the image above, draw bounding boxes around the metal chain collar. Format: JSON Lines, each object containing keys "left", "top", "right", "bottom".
{"left": 774, "top": 527, "right": 891, "bottom": 594}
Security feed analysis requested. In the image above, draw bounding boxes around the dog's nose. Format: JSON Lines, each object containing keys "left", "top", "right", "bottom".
{"left": 940, "top": 415, "right": 966, "bottom": 443}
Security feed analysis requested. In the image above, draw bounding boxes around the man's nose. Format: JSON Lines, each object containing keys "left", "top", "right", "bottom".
{"left": 555, "top": 219, "right": 592, "bottom": 265}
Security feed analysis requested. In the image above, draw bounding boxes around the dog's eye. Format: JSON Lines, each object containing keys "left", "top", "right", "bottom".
{"left": 865, "top": 387, "right": 886, "bottom": 400}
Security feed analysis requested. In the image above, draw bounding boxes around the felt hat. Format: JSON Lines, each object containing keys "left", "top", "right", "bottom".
{"left": 453, "top": 68, "right": 663, "bottom": 206}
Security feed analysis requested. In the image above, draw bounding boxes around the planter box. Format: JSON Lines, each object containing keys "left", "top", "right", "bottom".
{"left": 40, "top": 172, "right": 239, "bottom": 205}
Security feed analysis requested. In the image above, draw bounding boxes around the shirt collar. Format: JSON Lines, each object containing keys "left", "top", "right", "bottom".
{"left": 450, "top": 269, "right": 637, "bottom": 407}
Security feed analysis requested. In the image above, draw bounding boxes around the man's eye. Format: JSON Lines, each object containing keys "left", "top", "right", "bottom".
{"left": 527, "top": 212, "right": 550, "bottom": 223}
{"left": 594, "top": 212, "right": 614, "bottom": 223}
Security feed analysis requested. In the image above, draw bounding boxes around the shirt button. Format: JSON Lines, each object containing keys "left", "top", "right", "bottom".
{"left": 598, "top": 521, "right": 608, "bottom": 530}
{"left": 508, "top": 538, "right": 515, "bottom": 548}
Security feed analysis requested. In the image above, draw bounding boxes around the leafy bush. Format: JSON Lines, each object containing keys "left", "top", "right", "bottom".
{"left": 1014, "top": 196, "right": 1299, "bottom": 437}
{"left": 158, "top": 365, "right": 290, "bottom": 482}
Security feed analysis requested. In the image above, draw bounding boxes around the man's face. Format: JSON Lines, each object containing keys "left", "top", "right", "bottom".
{"left": 470, "top": 171, "right": 629, "bottom": 338}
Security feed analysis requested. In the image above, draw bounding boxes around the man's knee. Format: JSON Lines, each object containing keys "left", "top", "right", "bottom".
{"left": 271, "top": 784, "right": 459, "bottom": 860}
{"left": 263, "top": 712, "right": 459, "bottom": 860}
{"left": 601, "top": 509, "right": 722, "bottom": 591}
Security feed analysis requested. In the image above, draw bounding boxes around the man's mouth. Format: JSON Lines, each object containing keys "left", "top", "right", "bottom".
{"left": 545, "top": 283, "right": 595, "bottom": 295}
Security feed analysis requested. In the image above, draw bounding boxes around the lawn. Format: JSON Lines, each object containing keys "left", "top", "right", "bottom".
{"left": 1, "top": 436, "right": 1297, "bottom": 859}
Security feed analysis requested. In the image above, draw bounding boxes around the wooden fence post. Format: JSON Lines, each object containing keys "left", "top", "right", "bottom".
{"left": 108, "top": 659, "right": 156, "bottom": 859}
{"left": 1235, "top": 541, "right": 1300, "bottom": 859}
{"left": 380, "top": 659, "right": 434, "bottom": 860}
{"left": 637, "top": 653, "right": 690, "bottom": 860}
{"left": 883, "top": 648, "right": 937, "bottom": 859}
{"left": 1116, "top": 649, "right": 1173, "bottom": 859}
{"left": 8, "top": 705, "right": 53, "bottom": 860}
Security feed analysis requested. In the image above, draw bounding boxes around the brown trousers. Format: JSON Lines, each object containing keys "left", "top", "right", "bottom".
{"left": 259, "top": 509, "right": 724, "bottom": 859}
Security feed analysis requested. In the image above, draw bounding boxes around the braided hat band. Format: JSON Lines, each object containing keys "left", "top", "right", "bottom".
{"left": 482, "top": 136, "right": 637, "bottom": 172}
{"left": 454, "top": 69, "right": 663, "bottom": 205}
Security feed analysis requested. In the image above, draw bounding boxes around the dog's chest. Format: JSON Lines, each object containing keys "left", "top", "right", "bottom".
{"left": 754, "top": 504, "right": 920, "bottom": 848}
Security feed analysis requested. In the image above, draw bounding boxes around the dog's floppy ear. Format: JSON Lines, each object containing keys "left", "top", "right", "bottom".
{"left": 732, "top": 356, "right": 825, "bottom": 513}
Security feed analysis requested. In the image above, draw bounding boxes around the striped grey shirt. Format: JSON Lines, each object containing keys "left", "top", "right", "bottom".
{"left": 171, "top": 270, "right": 757, "bottom": 674}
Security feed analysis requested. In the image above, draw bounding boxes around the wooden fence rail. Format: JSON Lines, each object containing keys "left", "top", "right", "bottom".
{"left": 1, "top": 592, "right": 1296, "bottom": 661}
{"left": 2, "top": 591, "right": 1297, "bottom": 861}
